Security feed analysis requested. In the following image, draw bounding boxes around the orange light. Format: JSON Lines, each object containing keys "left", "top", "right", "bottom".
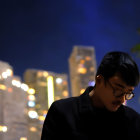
{"left": 63, "top": 90, "right": 68, "bottom": 97}
{"left": 80, "top": 59, "right": 85, "bottom": 64}
{"left": 30, "top": 127, "right": 37, "bottom": 132}
{"left": 85, "top": 56, "right": 91, "bottom": 61}
{"left": 8, "top": 88, "right": 13, "bottom": 93}
{"left": 28, "top": 95, "right": 35, "bottom": 101}
{"left": 78, "top": 67, "right": 87, "bottom": 74}
{"left": 80, "top": 89, "right": 85, "bottom": 94}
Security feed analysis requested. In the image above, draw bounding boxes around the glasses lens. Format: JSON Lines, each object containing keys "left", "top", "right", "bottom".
{"left": 114, "top": 90, "right": 134, "bottom": 100}
{"left": 114, "top": 90, "right": 123, "bottom": 97}
{"left": 125, "top": 93, "right": 134, "bottom": 100}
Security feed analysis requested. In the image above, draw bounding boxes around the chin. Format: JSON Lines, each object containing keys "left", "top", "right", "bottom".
{"left": 107, "top": 105, "right": 119, "bottom": 112}
{"left": 111, "top": 105, "right": 120, "bottom": 112}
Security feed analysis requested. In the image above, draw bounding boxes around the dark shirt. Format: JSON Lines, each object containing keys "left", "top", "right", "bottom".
{"left": 41, "top": 86, "right": 140, "bottom": 140}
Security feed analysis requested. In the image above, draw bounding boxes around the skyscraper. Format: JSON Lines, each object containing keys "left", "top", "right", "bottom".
{"left": 69, "top": 45, "right": 97, "bottom": 97}
{"left": 0, "top": 61, "right": 28, "bottom": 140}
{"left": 23, "top": 69, "right": 69, "bottom": 140}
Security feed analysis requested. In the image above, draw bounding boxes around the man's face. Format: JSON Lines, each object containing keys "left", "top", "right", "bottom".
{"left": 96, "top": 74, "right": 134, "bottom": 112}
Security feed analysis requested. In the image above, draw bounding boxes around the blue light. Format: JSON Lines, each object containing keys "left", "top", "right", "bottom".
{"left": 28, "top": 101, "right": 35, "bottom": 107}
{"left": 88, "top": 81, "right": 95, "bottom": 86}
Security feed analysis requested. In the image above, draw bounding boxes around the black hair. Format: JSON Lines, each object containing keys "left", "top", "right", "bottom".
{"left": 96, "top": 51, "right": 140, "bottom": 86}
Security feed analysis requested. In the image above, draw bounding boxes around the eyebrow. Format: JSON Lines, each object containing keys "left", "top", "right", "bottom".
{"left": 115, "top": 83, "right": 125, "bottom": 88}
{"left": 114, "top": 83, "right": 133, "bottom": 91}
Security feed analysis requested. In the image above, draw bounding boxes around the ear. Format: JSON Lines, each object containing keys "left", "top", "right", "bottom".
{"left": 96, "top": 75, "right": 102, "bottom": 80}
{"left": 95, "top": 75, "right": 103, "bottom": 85}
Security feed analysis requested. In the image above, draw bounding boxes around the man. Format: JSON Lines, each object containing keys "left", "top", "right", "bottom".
{"left": 41, "top": 51, "right": 140, "bottom": 139}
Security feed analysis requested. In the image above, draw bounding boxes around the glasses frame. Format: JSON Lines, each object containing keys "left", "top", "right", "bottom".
{"left": 106, "top": 80, "right": 135, "bottom": 100}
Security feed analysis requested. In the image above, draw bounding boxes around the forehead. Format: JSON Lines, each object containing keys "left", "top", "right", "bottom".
{"left": 109, "top": 74, "right": 134, "bottom": 91}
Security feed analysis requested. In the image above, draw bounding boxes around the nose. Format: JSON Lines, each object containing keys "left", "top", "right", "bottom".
{"left": 118, "top": 94, "right": 126, "bottom": 104}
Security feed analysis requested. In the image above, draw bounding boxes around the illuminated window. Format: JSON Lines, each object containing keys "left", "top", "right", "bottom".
{"left": 43, "top": 72, "right": 48, "bottom": 77}
{"left": 30, "top": 127, "right": 37, "bottom": 132}
{"left": 80, "top": 59, "right": 85, "bottom": 64}
{"left": 28, "top": 101, "right": 35, "bottom": 107}
{"left": 28, "top": 95, "right": 35, "bottom": 101}
{"left": 85, "top": 56, "right": 91, "bottom": 61}
{"left": 55, "top": 96, "right": 61, "bottom": 101}
{"left": 0, "top": 126, "right": 7, "bottom": 132}
{"left": 56, "top": 78, "right": 62, "bottom": 84}
{"left": 2, "top": 72, "right": 8, "bottom": 79}
{"left": 63, "top": 90, "right": 68, "bottom": 97}
{"left": 37, "top": 71, "right": 43, "bottom": 77}
{"left": 21, "top": 83, "right": 29, "bottom": 91}
{"left": 47, "top": 76, "right": 54, "bottom": 108}
{"left": 0, "top": 84, "right": 7, "bottom": 90}
{"left": 12, "top": 80, "right": 21, "bottom": 87}
{"left": 90, "top": 67, "right": 95, "bottom": 72}
{"left": 77, "top": 67, "right": 87, "bottom": 74}
{"left": 28, "top": 88, "right": 35, "bottom": 95}
{"left": 6, "top": 69, "right": 13, "bottom": 76}
{"left": 20, "top": 137, "right": 27, "bottom": 140}
{"left": 38, "top": 116, "right": 45, "bottom": 121}
{"left": 43, "top": 110, "right": 47, "bottom": 115}
{"left": 28, "top": 110, "right": 38, "bottom": 119}
{"left": 63, "top": 81, "right": 67, "bottom": 85}
{"left": 80, "top": 89, "right": 85, "bottom": 94}
{"left": 8, "top": 88, "right": 13, "bottom": 93}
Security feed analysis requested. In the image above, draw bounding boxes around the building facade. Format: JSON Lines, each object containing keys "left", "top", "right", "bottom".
{"left": 69, "top": 46, "right": 97, "bottom": 96}
{"left": 0, "top": 61, "right": 28, "bottom": 140}
{"left": 23, "top": 69, "right": 69, "bottom": 140}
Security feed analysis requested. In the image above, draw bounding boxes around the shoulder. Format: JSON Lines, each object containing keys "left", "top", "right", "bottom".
{"left": 49, "top": 96, "right": 79, "bottom": 114}
{"left": 123, "top": 105, "right": 140, "bottom": 120}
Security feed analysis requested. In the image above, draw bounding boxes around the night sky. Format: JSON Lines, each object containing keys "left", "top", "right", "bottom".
{"left": 0, "top": 0, "right": 140, "bottom": 112}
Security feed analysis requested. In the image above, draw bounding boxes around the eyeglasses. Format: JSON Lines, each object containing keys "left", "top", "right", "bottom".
{"left": 106, "top": 80, "right": 135, "bottom": 100}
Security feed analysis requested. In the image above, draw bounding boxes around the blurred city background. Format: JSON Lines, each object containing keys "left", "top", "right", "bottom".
{"left": 0, "top": 0, "right": 140, "bottom": 140}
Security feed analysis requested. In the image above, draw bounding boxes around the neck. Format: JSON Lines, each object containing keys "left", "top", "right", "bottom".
{"left": 89, "top": 89, "right": 105, "bottom": 108}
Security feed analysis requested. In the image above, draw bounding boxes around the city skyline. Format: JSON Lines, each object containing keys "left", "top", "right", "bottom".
{"left": 0, "top": 0, "right": 140, "bottom": 114}
{"left": 0, "top": 1, "right": 140, "bottom": 79}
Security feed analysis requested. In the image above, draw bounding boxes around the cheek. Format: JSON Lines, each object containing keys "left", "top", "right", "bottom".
{"left": 101, "top": 89, "right": 114, "bottom": 102}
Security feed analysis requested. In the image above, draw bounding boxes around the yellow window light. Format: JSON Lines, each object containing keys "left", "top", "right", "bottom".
{"left": 20, "top": 137, "right": 27, "bottom": 140}
{"left": 43, "top": 110, "right": 47, "bottom": 115}
{"left": 80, "top": 59, "right": 85, "bottom": 64}
{"left": 77, "top": 67, "right": 87, "bottom": 74}
{"left": 38, "top": 116, "right": 45, "bottom": 121}
{"left": 28, "top": 88, "right": 35, "bottom": 94}
{"left": 43, "top": 71, "right": 48, "bottom": 77}
{"left": 6, "top": 69, "right": 13, "bottom": 76}
{"left": 30, "top": 127, "right": 37, "bottom": 132}
{"left": 80, "top": 89, "right": 85, "bottom": 94}
{"left": 85, "top": 56, "right": 91, "bottom": 61}
{"left": 63, "top": 90, "right": 68, "bottom": 97}
{"left": 0, "top": 126, "right": 7, "bottom": 132}
{"left": 47, "top": 76, "right": 54, "bottom": 108}
{"left": 0, "top": 84, "right": 7, "bottom": 90}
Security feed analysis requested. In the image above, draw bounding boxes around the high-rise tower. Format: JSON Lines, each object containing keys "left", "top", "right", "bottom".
{"left": 23, "top": 69, "right": 69, "bottom": 140}
{"left": 0, "top": 61, "right": 27, "bottom": 140}
{"left": 69, "top": 45, "right": 97, "bottom": 96}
